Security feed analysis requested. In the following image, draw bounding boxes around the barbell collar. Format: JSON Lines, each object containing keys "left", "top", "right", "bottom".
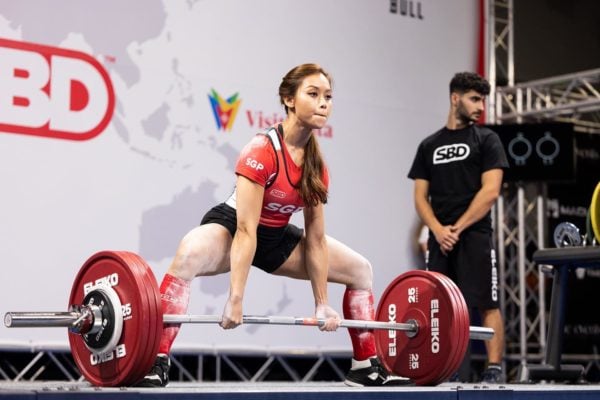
{"left": 70, "top": 305, "right": 103, "bottom": 335}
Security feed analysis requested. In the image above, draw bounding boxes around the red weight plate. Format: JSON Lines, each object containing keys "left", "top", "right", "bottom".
{"left": 140, "top": 259, "right": 163, "bottom": 375}
{"left": 424, "top": 272, "right": 462, "bottom": 383}
{"left": 132, "top": 254, "right": 163, "bottom": 381}
{"left": 434, "top": 272, "right": 469, "bottom": 383}
{"left": 122, "top": 253, "right": 163, "bottom": 381}
{"left": 448, "top": 279, "right": 470, "bottom": 382}
{"left": 441, "top": 275, "right": 468, "bottom": 383}
{"left": 68, "top": 251, "right": 152, "bottom": 386}
{"left": 374, "top": 270, "right": 462, "bottom": 385}
{"left": 69, "top": 251, "right": 148, "bottom": 387}
{"left": 424, "top": 272, "right": 468, "bottom": 381}
{"left": 115, "top": 252, "right": 157, "bottom": 387}
{"left": 141, "top": 256, "right": 164, "bottom": 367}
{"left": 118, "top": 253, "right": 155, "bottom": 385}
{"left": 446, "top": 274, "right": 472, "bottom": 381}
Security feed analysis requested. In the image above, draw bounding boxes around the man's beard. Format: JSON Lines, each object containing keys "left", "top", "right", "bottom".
{"left": 456, "top": 101, "right": 480, "bottom": 125}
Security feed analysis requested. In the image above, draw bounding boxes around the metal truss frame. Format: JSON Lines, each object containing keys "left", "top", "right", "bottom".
{"left": 168, "top": 349, "right": 348, "bottom": 383}
{"left": 2, "top": 346, "right": 599, "bottom": 384}
{"left": 0, "top": 346, "right": 349, "bottom": 384}
{"left": 495, "top": 185, "right": 548, "bottom": 379}
{"left": 487, "top": 0, "right": 600, "bottom": 383}
{"left": 486, "top": 0, "right": 515, "bottom": 93}
{"left": 487, "top": 0, "right": 600, "bottom": 134}
{"left": 494, "top": 68, "right": 600, "bottom": 133}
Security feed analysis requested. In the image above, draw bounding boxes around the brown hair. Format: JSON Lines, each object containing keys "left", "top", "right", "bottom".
{"left": 450, "top": 72, "right": 490, "bottom": 95}
{"left": 278, "top": 64, "right": 330, "bottom": 206}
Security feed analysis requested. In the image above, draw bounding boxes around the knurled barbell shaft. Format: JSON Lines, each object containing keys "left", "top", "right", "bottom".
{"left": 163, "top": 314, "right": 416, "bottom": 331}
{"left": 5, "top": 311, "right": 494, "bottom": 340}
{"left": 163, "top": 315, "right": 493, "bottom": 341}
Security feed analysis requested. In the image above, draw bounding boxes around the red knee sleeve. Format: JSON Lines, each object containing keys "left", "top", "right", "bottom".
{"left": 343, "top": 288, "right": 377, "bottom": 360}
{"left": 158, "top": 273, "right": 191, "bottom": 354}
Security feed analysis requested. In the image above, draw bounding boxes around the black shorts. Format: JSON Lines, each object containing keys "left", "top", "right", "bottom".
{"left": 426, "top": 229, "right": 499, "bottom": 311}
{"left": 200, "top": 203, "right": 303, "bottom": 273}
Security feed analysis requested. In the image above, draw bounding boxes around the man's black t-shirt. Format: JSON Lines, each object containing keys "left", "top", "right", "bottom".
{"left": 408, "top": 124, "right": 508, "bottom": 232}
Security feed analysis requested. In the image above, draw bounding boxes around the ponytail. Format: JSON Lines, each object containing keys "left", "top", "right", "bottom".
{"left": 300, "top": 134, "right": 328, "bottom": 206}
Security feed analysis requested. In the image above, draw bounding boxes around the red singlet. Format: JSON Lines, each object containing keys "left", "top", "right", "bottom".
{"left": 226, "top": 127, "right": 329, "bottom": 227}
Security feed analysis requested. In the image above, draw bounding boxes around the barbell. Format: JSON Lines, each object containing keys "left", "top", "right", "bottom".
{"left": 4, "top": 250, "right": 494, "bottom": 387}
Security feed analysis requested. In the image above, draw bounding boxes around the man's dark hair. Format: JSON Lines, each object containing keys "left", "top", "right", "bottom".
{"left": 449, "top": 72, "right": 490, "bottom": 95}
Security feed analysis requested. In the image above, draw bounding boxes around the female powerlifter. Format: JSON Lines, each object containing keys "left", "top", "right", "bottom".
{"left": 137, "top": 64, "right": 412, "bottom": 388}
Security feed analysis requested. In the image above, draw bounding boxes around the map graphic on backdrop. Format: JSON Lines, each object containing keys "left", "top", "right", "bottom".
{"left": 0, "top": 0, "right": 479, "bottom": 348}
{"left": 0, "top": 0, "right": 251, "bottom": 329}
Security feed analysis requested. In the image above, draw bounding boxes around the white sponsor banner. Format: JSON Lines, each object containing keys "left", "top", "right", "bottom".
{"left": 0, "top": 0, "right": 477, "bottom": 349}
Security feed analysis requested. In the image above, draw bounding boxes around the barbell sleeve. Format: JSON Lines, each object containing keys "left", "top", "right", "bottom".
{"left": 468, "top": 326, "right": 495, "bottom": 341}
{"left": 5, "top": 311, "right": 81, "bottom": 328}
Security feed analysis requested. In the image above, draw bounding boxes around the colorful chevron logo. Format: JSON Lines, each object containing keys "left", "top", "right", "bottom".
{"left": 208, "top": 89, "right": 242, "bottom": 132}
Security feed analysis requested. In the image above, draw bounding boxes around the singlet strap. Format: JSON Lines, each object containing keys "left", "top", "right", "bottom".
{"left": 265, "top": 127, "right": 281, "bottom": 150}
{"left": 262, "top": 127, "right": 280, "bottom": 189}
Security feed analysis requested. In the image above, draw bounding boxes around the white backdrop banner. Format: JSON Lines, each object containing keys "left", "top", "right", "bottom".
{"left": 0, "top": 0, "right": 478, "bottom": 350}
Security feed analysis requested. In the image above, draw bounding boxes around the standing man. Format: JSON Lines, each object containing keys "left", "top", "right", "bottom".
{"left": 407, "top": 72, "right": 508, "bottom": 383}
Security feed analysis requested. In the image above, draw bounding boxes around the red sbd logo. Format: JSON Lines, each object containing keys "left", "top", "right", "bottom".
{"left": 0, "top": 38, "right": 115, "bottom": 140}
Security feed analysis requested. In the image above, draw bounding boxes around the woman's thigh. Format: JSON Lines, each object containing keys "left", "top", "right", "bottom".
{"left": 168, "top": 223, "right": 233, "bottom": 280}
{"left": 272, "top": 234, "right": 372, "bottom": 289}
